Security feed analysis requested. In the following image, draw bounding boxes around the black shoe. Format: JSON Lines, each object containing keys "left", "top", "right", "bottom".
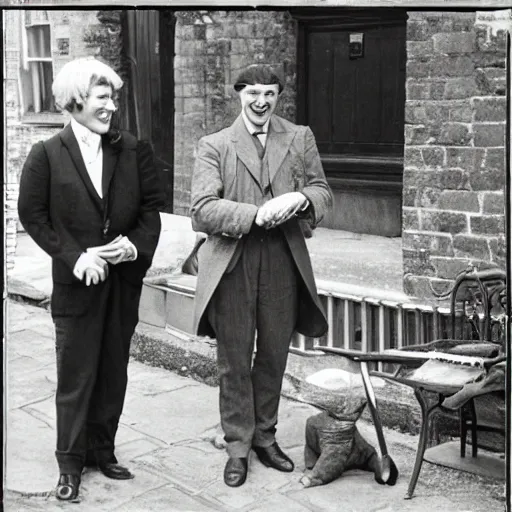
{"left": 253, "top": 442, "right": 294, "bottom": 472}
{"left": 224, "top": 457, "right": 248, "bottom": 487}
{"left": 56, "top": 474, "right": 81, "bottom": 501}
{"left": 97, "top": 461, "right": 134, "bottom": 480}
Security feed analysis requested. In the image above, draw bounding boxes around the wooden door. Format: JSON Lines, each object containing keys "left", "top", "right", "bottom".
{"left": 294, "top": 9, "right": 407, "bottom": 235}
{"left": 123, "top": 10, "right": 175, "bottom": 213}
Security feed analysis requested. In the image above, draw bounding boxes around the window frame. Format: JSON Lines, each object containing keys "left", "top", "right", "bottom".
{"left": 20, "top": 12, "right": 64, "bottom": 126}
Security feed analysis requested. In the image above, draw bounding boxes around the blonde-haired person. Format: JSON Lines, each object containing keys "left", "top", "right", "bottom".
{"left": 52, "top": 57, "right": 124, "bottom": 114}
{"left": 18, "top": 57, "right": 164, "bottom": 502}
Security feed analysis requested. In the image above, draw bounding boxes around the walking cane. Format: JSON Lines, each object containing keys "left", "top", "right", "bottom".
{"left": 360, "top": 361, "right": 399, "bottom": 485}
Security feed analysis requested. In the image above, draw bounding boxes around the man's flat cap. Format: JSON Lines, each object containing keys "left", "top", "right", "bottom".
{"left": 233, "top": 64, "right": 284, "bottom": 94}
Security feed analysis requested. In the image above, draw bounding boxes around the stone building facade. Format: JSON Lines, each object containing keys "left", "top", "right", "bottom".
{"left": 4, "top": 8, "right": 509, "bottom": 303}
{"left": 402, "top": 11, "right": 509, "bottom": 298}
{"left": 173, "top": 10, "right": 297, "bottom": 216}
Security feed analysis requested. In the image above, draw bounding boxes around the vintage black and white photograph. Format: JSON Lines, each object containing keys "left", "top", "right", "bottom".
{"left": 3, "top": 3, "right": 511, "bottom": 511}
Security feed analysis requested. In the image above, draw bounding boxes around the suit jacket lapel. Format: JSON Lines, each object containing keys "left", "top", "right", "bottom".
{"left": 101, "top": 136, "right": 119, "bottom": 201}
{"left": 265, "top": 117, "right": 296, "bottom": 185}
{"left": 230, "top": 115, "right": 263, "bottom": 188}
{"left": 59, "top": 123, "right": 103, "bottom": 212}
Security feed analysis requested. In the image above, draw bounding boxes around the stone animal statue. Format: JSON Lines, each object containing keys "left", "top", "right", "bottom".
{"left": 299, "top": 369, "right": 398, "bottom": 488}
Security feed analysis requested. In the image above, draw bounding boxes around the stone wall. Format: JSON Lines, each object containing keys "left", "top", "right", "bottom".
{"left": 173, "top": 10, "right": 297, "bottom": 215}
{"left": 4, "top": 10, "right": 115, "bottom": 272}
{"left": 402, "top": 10, "right": 508, "bottom": 299}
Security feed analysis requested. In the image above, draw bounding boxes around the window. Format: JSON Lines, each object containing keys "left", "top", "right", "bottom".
{"left": 20, "top": 11, "right": 58, "bottom": 116}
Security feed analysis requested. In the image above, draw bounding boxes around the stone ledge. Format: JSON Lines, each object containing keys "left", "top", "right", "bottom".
{"left": 131, "top": 321, "right": 219, "bottom": 387}
{"left": 7, "top": 277, "right": 48, "bottom": 302}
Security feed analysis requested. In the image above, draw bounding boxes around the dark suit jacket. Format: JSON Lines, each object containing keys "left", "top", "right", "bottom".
{"left": 190, "top": 114, "right": 333, "bottom": 338}
{"left": 18, "top": 123, "right": 164, "bottom": 316}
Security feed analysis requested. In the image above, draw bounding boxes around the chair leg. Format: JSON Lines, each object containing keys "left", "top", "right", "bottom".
{"left": 405, "top": 389, "right": 438, "bottom": 500}
{"left": 459, "top": 409, "right": 467, "bottom": 458}
{"left": 470, "top": 399, "right": 478, "bottom": 458}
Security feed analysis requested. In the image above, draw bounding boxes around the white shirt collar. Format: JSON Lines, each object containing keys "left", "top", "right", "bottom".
{"left": 71, "top": 118, "right": 101, "bottom": 149}
{"left": 241, "top": 110, "right": 270, "bottom": 135}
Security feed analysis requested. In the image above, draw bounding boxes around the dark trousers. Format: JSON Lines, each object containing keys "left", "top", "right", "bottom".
{"left": 53, "top": 272, "right": 142, "bottom": 475}
{"left": 207, "top": 225, "right": 299, "bottom": 458}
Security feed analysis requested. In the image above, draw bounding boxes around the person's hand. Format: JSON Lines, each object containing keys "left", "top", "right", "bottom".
{"left": 104, "top": 241, "right": 136, "bottom": 265}
{"left": 83, "top": 267, "right": 102, "bottom": 286}
{"left": 255, "top": 192, "right": 308, "bottom": 229}
{"left": 73, "top": 252, "right": 109, "bottom": 286}
{"left": 87, "top": 235, "right": 125, "bottom": 260}
{"left": 89, "top": 236, "right": 137, "bottom": 265}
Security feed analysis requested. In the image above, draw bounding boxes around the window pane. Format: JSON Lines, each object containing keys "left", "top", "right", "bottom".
{"left": 27, "top": 26, "right": 51, "bottom": 59}
{"left": 26, "top": 61, "right": 56, "bottom": 113}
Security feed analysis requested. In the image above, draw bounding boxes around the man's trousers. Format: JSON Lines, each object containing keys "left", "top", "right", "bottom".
{"left": 53, "top": 271, "right": 142, "bottom": 476}
{"left": 207, "top": 225, "right": 299, "bottom": 458}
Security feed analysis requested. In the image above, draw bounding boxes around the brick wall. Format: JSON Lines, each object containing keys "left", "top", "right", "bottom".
{"left": 402, "top": 10, "right": 508, "bottom": 299}
{"left": 173, "top": 10, "right": 297, "bottom": 215}
{"left": 5, "top": 10, "right": 103, "bottom": 272}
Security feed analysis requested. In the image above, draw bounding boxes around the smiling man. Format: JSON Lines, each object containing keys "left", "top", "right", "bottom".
{"left": 18, "top": 58, "right": 164, "bottom": 501}
{"left": 191, "top": 64, "right": 333, "bottom": 487}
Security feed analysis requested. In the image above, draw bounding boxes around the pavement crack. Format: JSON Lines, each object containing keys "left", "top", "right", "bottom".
{"left": 139, "top": 383, "right": 199, "bottom": 397}
{"left": 20, "top": 405, "right": 54, "bottom": 429}
{"left": 118, "top": 421, "right": 171, "bottom": 446}
{"left": 16, "top": 393, "right": 54, "bottom": 410}
{"left": 110, "top": 482, "right": 171, "bottom": 510}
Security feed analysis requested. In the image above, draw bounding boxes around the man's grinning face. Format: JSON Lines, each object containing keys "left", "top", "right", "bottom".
{"left": 72, "top": 85, "right": 117, "bottom": 135}
{"left": 239, "top": 83, "right": 280, "bottom": 129}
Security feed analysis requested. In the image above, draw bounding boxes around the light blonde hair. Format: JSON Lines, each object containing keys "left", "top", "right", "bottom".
{"left": 52, "top": 57, "right": 123, "bottom": 112}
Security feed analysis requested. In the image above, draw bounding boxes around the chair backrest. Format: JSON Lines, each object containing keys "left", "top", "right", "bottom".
{"left": 450, "top": 268, "right": 506, "bottom": 347}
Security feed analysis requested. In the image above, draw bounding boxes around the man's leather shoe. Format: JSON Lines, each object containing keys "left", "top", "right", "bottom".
{"left": 253, "top": 442, "right": 294, "bottom": 472}
{"left": 224, "top": 457, "right": 248, "bottom": 487}
{"left": 97, "top": 461, "right": 134, "bottom": 480}
{"left": 56, "top": 474, "right": 80, "bottom": 501}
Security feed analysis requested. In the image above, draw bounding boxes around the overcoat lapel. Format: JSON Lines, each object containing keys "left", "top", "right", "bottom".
{"left": 59, "top": 123, "right": 103, "bottom": 212}
{"left": 265, "top": 118, "right": 296, "bottom": 185}
{"left": 230, "top": 115, "right": 263, "bottom": 189}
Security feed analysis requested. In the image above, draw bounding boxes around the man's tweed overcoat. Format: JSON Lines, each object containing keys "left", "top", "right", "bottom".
{"left": 190, "top": 114, "right": 333, "bottom": 338}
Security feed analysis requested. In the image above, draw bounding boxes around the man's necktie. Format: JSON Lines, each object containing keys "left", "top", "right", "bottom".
{"left": 252, "top": 132, "right": 265, "bottom": 160}
{"left": 252, "top": 132, "right": 271, "bottom": 195}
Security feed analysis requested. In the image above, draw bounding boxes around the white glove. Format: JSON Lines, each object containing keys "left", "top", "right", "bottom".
{"left": 255, "top": 192, "right": 308, "bottom": 229}
{"left": 89, "top": 236, "right": 137, "bottom": 265}
{"left": 73, "top": 252, "right": 109, "bottom": 286}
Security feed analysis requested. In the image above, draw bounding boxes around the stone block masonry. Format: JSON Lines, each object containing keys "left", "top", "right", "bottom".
{"left": 402, "top": 10, "right": 508, "bottom": 300}
{"left": 173, "top": 11, "right": 297, "bottom": 215}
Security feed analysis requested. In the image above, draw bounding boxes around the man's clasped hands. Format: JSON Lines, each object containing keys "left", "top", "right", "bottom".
{"left": 73, "top": 235, "right": 136, "bottom": 286}
{"left": 255, "top": 192, "right": 308, "bottom": 229}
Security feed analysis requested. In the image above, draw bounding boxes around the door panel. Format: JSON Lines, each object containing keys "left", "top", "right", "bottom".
{"left": 294, "top": 9, "right": 406, "bottom": 235}
{"left": 124, "top": 10, "right": 175, "bottom": 213}
{"left": 308, "top": 23, "right": 406, "bottom": 162}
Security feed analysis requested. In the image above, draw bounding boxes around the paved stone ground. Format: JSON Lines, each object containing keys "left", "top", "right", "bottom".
{"left": 4, "top": 300, "right": 506, "bottom": 512}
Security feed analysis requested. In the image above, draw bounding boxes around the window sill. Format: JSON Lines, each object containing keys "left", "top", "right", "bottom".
{"left": 22, "top": 112, "right": 66, "bottom": 127}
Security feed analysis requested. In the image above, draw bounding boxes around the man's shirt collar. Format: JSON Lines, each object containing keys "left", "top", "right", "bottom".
{"left": 241, "top": 110, "right": 270, "bottom": 135}
{"left": 71, "top": 118, "right": 101, "bottom": 149}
